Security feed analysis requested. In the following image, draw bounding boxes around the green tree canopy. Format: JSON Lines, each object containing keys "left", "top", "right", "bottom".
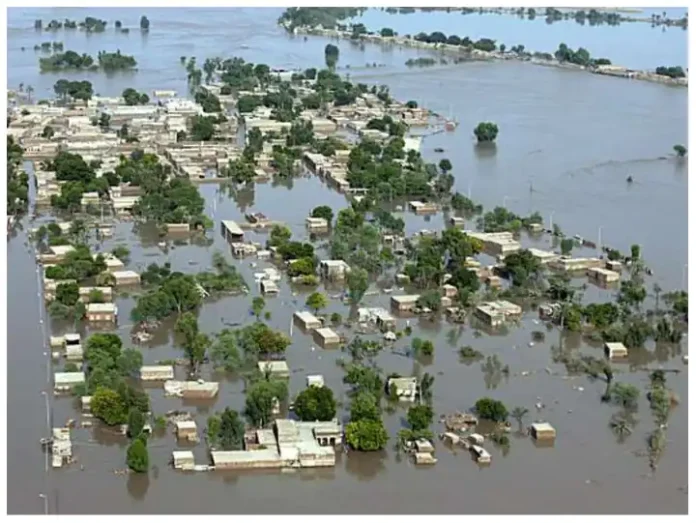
{"left": 294, "top": 385, "right": 337, "bottom": 422}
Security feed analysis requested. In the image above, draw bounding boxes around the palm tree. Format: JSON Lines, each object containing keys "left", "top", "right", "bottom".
{"left": 26, "top": 85, "right": 34, "bottom": 103}
{"left": 653, "top": 283, "right": 662, "bottom": 313}
{"left": 18, "top": 83, "right": 24, "bottom": 92}
{"left": 609, "top": 413, "right": 633, "bottom": 442}
{"left": 511, "top": 407, "right": 529, "bottom": 433}
{"left": 601, "top": 363, "right": 614, "bottom": 402}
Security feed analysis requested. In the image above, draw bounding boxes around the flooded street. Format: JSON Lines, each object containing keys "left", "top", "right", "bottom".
{"left": 6, "top": 7, "right": 688, "bottom": 514}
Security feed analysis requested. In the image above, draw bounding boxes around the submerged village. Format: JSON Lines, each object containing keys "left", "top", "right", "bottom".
{"left": 5, "top": 8, "right": 689, "bottom": 490}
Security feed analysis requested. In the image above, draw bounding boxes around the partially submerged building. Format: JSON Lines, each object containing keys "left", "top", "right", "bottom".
{"left": 357, "top": 307, "right": 396, "bottom": 331}
{"left": 258, "top": 360, "right": 290, "bottom": 379}
{"left": 221, "top": 220, "right": 244, "bottom": 243}
{"left": 475, "top": 300, "right": 522, "bottom": 327}
{"left": 605, "top": 342, "right": 629, "bottom": 360}
{"left": 210, "top": 418, "right": 341, "bottom": 470}
{"left": 390, "top": 295, "right": 420, "bottom": 312}
{"left": 85, "top": 302, "right": 118, "bottom": 323}
{"left": 530, "top": 422, "right": 557, "bottom": 441}
{"left": 111, "top": 270, "right": 141, "bottom": 286}
{"left": 293, "top": 310, "right": 322, "bottom": 331}
{"left": 54, "top": 372, "right": 85, "bottom": 393}
{"left": 587, "top": 267, "right": 620, "bottom": 286}
{"left": 387, "top": 376, "right": 418, "bottom": 402}
{"left": 312, "top": 327, "right": 340, "bottom": 348}
{"left": 140, "top": 365, "right": 175, "bottom": 381}
{"left": 164, "top": 380, "right": 219, "bottom": 399}
{"left": 319, "top": 260, "right": 350, "bottom": 280}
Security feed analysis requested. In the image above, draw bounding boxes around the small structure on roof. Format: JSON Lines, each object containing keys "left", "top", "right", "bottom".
{"left": 258, "top": 360, "right": 290, "bottom": 379}
{"left": 605, "top": 342, "right": 628, "bottom": 360}
{"left": 530, "top": 422, "right": 556, "bottom": 441}
{"left": 51, "top": 428, "right": 72, "bottom": 468}
{"left": 312, "top": 327, "right": 340, "bottom": 348}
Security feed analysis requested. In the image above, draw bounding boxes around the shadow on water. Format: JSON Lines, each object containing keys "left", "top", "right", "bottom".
{"left": 344, "top": 450, "right": 387, "bottom": 481}
{"left": 126, "top": 472, "right": 150, "bottom": 501}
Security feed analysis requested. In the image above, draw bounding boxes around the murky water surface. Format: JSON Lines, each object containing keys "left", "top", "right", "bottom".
{"left": 7, "top": 7, "right": 688, "bottom": 514}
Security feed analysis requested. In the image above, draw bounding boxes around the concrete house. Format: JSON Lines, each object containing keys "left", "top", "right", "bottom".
{"left": 293, "top": 311, "right": 322, "bottom": 331}
{"left": 172, "top": 450, "right": 195, "bottom": 470}
{"left": 530, "top": 422, "right": 557, "bottom": 441}
{"left": 260, "top": 279, "right": 280, "bottom": 294}
{"left": 140, "top": 365, "right": 175, "bottom": 381}
{"left": 306, "top": 375, "right": 325, "bottom": 388}
{"left": 112, "top": 270, "right": 141, "bottom": 286}
{"left": 164, "top": 380, "right": 219, "bottom": 399}
{"left": 258, "top": 360, "right": 290, "bottom": 379}
{"left": 319, "top": 260, "right": 350, "bottom": 280}
{"left": 79, "top": 286, "right": 113, "bottom": 303}
{"left": 605, "top": 342, "right": 628, "bottom": 360}
{"left": 85, "top": 303, "right": 117, "bottom": 323}
{"left": 176, "top": 420, "right": 199, "bottom": 442}
{"left": 475, "top": 300, "right": 522, "bottom": 327}
{"left": 390, "top": 295, "right": 420, "bottom": 312}
{"left": 386, "top": 376, "right": 418, "bottom": 402}
{"left": 588, "top": 267, "right": 620, "bottom": 286}
{"left": 54, "top": 372, "right": 85, "bottom": 393}
{"left": 312, "top": 327, "right": 340, "bottom": 348}
{"left": 305, "top": 216, "right": 329, "bottom": 231}
{"left": 357, "top": 307, "right": 396, "bottom": 331}
{"left": 221, "top": 220, "right": 244, "bottom": 243}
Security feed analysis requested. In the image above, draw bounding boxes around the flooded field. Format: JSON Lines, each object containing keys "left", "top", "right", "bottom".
{"left": 6, "top": 7, "right": 688, "bottom": 515}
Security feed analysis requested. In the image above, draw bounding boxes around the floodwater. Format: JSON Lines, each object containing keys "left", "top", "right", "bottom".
{"left": 6, "top": 7, "right": 688, "bottom": 515}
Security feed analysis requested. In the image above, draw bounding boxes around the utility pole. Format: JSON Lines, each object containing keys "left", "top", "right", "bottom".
{"left": 598, "top": 226, "right": 603, "bottom": 251}
{"left": 39, "top": 494, "right": 48, "bottom": 515}
{"left": 549, "top": 211, "right": 555, "bottom": 232}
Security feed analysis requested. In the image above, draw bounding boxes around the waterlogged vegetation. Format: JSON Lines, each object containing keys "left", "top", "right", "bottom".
{"left": 39, "top": 49, "right": 137, "bottom": 72}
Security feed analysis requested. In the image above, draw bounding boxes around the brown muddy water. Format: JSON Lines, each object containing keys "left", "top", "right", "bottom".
{"left": 6, "top": 7, "right": 688, "bottom": 515}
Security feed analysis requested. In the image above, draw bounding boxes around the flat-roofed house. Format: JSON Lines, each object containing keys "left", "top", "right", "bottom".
{"left": 604, "top": 342, "right": 628, "bottom": 360}
{"left": 386, "top": 376, "right": 418, "bottom": 401}
{"left": 140, "top": 365, "right": 175, "bottom": 381}
{"left": 54, "top": 372, "right": 85, "bottom": 393}
{"left": 112, "top": 270, "right": 141, "bottom": 286}
{"left": 221, "top": 220, "right": 244, "bottom": 243}
{"left": 588, "top": 267, "right": 620, "bottom": 286}
{"left": 257, "top": 360, "right": 290, "bottom": 379}
{"left": 293, "top": 311, "right": 322, "bottom": 331}
{"left": 312, "top": 327, "right": 340, "bottom": 348}
{"left": 319, "top": 260, "right": 350, "bottom": 280}
{"left": 390, "top": 295, "right": 420, "bottom": 312}
{"left": 85, "top": 303, "right": 117, "bottom": 323}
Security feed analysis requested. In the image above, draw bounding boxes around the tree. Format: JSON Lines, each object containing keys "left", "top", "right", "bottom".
{"left": 673, "top": 144, "right": 687, "bottom": 157}
{"left": 347, "top": 267, "right": 369, "bottom": 305}
{"left": 305, "top": 291, "right": 328, "bottom": 314}
{"left": 311, "top": 205, "right": 334, "bottom": 224}
{"left": 126, "top": 437, "right": 149, "bottom": 473}
{"left": 345, "top": 419, "right": 388, "bottom": 451}
{"left": 474, "top": 397, "right": 508, "bottom": 422}
{"left": 111, "top": 245, "right": 131, "bottom": 264}
{"left": 473, "top": 122, "right": 499, "bottom": 143}
{"left": 350, "top": 391, "right": 381, "bottom": 422}
{"left": 190, "top": 115, "right": 216, "bottom": 141}
{"left": 210, "top": 329, "right": 243, "bottom": 372}
{"left": 91, "top": 386, "right": 128, "bottom": 425}
{"left": 127, "top": 408, "right": 145, "bottom": 438}
{"left": 609, "top": 382, "right": 640, "bottom": 410}
{"left": 55, "top": 282, "right": 79, "bottom": 307}
{"left": 438, "top": 158, "right": 452, "bottom": 174}
{"left": 42, "top": 126, "right": 55, "bottom": 139}
{"left": 324, "top": 43, "right": 339, "bottom": 69}
{"left": 407, "top": 404, "right": 433, "bottom": 431}
{"left": 218, "top": 408, "right": 245, "bottom": 450}
{"left": 245, "top": 379, "right": 289, "bottom": 427}
{"left": 294, "top": 385, "right": 337, "bottom": 421}
{"left": 251, "top": 296, "right": 266, "bottom": 320}
{"left": 117, "top": 349, "right": 143, "bottom": 377}
{"left": 140, "top": 15, "right": 150, "bottom": 31}
{"left": 560, "top": 238, "right": 574, "bottom": 256}
{"left": 510, "top": 406, "right": 529, "bottom": 433}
